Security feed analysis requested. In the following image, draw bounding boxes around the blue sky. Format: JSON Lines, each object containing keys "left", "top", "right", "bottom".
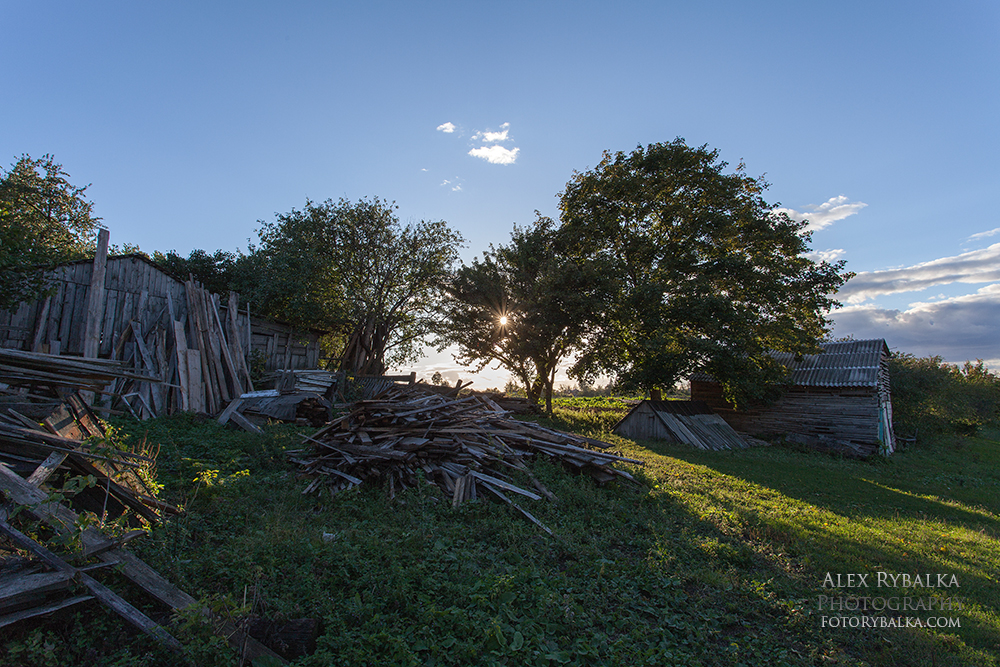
{"left": 4, "top": 1, "right": 999, "bottom": 387}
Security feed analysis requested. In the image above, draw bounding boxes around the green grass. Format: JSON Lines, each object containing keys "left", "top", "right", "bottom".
{"left": 1, "top": 409, "right": 997, "bottom": 666}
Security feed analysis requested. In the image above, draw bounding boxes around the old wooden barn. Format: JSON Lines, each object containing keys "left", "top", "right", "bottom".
{"left": 690, "top": 338, "right": 895, "bottom": 456}
{"left": 612, "top": 400, "right": 748, "bottom": 451}
{"left": 0, "top": 230, "right": 321, "bottom": 417}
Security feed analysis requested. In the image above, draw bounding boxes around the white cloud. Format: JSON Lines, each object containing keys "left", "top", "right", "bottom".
{"left": 838, "top": 243, "right": 1000, "bottom": 304}
{"left": 436, "top": 122, "right": 456, "bottom": 133}
{"left": 805, "top": 248, "right": 846, "bottom": 263}
{"left": 452, "top": 184, "right": 462, "bottom": 192}
{"left": 966, "top": 227, "right": 1000, "bottom": 243}
{"left": 469, "top": 145, "right": 519, "bottom": 165}
{"left": 775, "top": 195, "right": 868, "bottom": 233}
{"left": 472, "top": 122, "right": 510, "bottom": 143}
{"left": 831, "top": 284, "right": 1000, "bottom": 363}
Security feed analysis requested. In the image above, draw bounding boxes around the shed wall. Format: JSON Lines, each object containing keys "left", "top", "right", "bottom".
{"left": 613, "top": 402, "right": 680, "bottom": 442}
{"left": 691, "top": 382, "right": 881, "bottom": 444}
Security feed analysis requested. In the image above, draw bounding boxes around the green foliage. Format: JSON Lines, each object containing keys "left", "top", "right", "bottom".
{"left": 0, "top": 154, "right": 100, "bottom": 309}
{"left": 150, "top": 248, "right": 239, "bottom": 295}
{"left": 243, "top": 197, "right": 463, "bottom": 373}
{"left": 889, "top": 353, "right": 1000, "bottom": 438}
{"left": 438, "top": 215, "right": 609, "bottom": 413}
{"left": 558, "top": 139, "right": 853, "bottom": 409}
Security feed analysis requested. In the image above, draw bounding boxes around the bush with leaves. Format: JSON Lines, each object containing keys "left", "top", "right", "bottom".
{"left": 889, "top": 353, "right": 1000, "bottom": 437}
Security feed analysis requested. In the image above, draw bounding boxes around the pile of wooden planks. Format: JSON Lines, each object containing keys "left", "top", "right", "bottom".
{"left": 288, "top": 385, "right": 642, "bottom": 533}
{"left": 167, "top": 283, "right": 255, "bottom": 416}
{"left": 0, "top": 348, "right": 157, "bottom": 398}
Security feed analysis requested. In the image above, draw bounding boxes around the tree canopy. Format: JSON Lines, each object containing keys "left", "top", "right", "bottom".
{"left": 243, "top": 197, "right": 463, "bottom": 375}
{"left": 0, "top": 154, "right": 100, "bottom": 309}
{"left": 558, "top": 139, "right": 852, "bottom": 408}
{"left": 438, "top": 215, "right": 608, "bottom": 412}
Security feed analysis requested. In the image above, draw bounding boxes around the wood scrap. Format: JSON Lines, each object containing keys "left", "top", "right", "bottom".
{"left": 0, "top": 463, "right": 287, "bottom": 664}
{"left": 0, "top": 514, "right": 184, "bottom": 652}
{"left": 290, "top": 385, "right": 642, "bottom": 533}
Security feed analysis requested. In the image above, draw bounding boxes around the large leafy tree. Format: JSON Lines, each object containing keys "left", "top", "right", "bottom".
{"left": 559, "top": 139, "right": 852, "bottom": 409}
{"left": 243, "top": 197, "right": 463, "bottom": 375}
{"left": 438, "top": 215, "right": 609, "bottom": 412}
{"left": 0, "top": 154, "right": 100, "bottom": 309}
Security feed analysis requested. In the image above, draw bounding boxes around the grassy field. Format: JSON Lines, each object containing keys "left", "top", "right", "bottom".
{"left": 1, "top": 399, "right": 998, "bottom": 666}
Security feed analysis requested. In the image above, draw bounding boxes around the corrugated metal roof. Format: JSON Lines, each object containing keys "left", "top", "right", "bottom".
{"left": 691, "top": 338, "right": 888, "bottom": 388}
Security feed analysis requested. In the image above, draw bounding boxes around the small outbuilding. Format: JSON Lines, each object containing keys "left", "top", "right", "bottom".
{"left": 613, "top": 400, "right": 748, "bottom": 450}
{"left": 690, "top": 338, "right": 895, "bottom": 456}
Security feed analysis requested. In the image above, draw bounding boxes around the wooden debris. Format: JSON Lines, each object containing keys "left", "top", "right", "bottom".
{"left": 290, "top": 385, "right": 642, "bottom": 533}
{"left": 0, "top": 514, "right": 184, "bottom": 652}
{"left": 0, "top": 463, "right": 287, "bottom": 664}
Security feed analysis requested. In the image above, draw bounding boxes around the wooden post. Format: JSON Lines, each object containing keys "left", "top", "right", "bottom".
{"left": 83, "top": 228, "right": 110, "bottom": 359}
{"left": 30, "top": 296, "right": 51, "bottom": 352}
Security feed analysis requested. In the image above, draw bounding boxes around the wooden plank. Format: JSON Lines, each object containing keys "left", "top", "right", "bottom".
{"left": 0, "top": 515, "right": 183, "bottom": 651}
{"left": 171, "top": 320, "right": 190, "bottom": 411}
{"left": 211, "top": 294, "right": 243, "bottom": 396}
{"left": 82, "top": 228, "right": 110, "bottom": 359}
{"left": 26, "top": 451, "right": 69, "bottom": 486}
{"left": 0, "top": 595, "right": 94, "bottom": 629}
{"left": 56, "top": 282, "right": 76, "bottom": 352}
{"left": 0, "top": 571, "right": 74, "bottom": 609}
{"left": 99, "top": 288, "right": 119, "bottom": 357}
{"left": 153, "top": 327, "right": 169, "bottom": 414}
{"left": 0, "top": 464, "right": 286, "bottom": 663}
{"left": 216, "top": 397, "right": 244, "bottom": 426}
{"left": 227, "top": 292, "right": 253, "bottom": 392}
{"left": 30, "top": 296, "right": 51, "bottom": 352}
{"left": 185, "top": 349, "right": 205, "bottom": 413}
{"left": 229, "top": 411, "right": 263, "bottom": 434}
{"left": 184, "top": 281, "right": 219, "bottom": 413}
{"left": 43, "top": 404, "right": 84, "bottom": 439}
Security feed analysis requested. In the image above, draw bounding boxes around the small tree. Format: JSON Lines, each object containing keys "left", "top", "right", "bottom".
{"left": 438, "top": 215, "right": 609, "bottom": 413}
{"left": 243, "top": 198, "right": 463, "bottom": 375}
{"left": 0, "top": 154, "right": 100, "bottom": 309}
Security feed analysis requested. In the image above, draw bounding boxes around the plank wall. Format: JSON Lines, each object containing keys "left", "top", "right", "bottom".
{"left": 691, "top": 381, "right": 881, "bottom": 444}
{"left": 0, "top": 257, "right": 319, "bottom": 372}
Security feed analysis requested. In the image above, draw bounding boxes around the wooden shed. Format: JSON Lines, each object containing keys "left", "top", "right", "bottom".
{"left": 0, "top": 253, "right": 321, "bottom": 372}
{"left": 690, "top": 339, "right": 895, "bottom": 456}
{"left": 612, "top": 400, "right": 748, "bottom": 450}
{"left": 0, "top": 237, "right": 322, "bottom": 417}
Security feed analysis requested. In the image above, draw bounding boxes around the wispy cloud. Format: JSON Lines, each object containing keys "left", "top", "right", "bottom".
{"left": 832, "top": 284, "right": 1000, "bottom": 363}
{"left": 805, "top": 248, "right": 846, "bottom": 263}
{"left": 838, "top": 243, "right": 1000, "bottom": 304}
{"left": 436, "top": 122, "right": 456, "bottom": 133}
{"left": 469, "top": 145, "right": 519, "bottom": 165}
{"left": 966, "top": 227, "right": 1000, "bottom": 243}
{"left": 472, "top": 122, "right": 510, "bottom": 143}
{"left": 775, "top": 195, "right": 868, "bottom": 233}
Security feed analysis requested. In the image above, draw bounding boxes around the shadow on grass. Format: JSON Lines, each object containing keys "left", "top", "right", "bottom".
{"left": 624, "top": 434, "right": 1000, "bottom": 664}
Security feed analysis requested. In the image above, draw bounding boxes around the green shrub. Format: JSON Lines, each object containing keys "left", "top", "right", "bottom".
{"left": 890, "top": 353, "right": 1000, "bottom": 438}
